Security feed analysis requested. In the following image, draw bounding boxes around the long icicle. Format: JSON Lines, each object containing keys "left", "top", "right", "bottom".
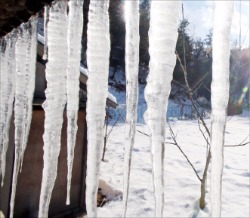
{"left": 144, "top": 1, "right": 180, "bottom": 217}
{"left": 85, "top": 1, "right": 110, "bottom": 217}
{"left": 39, "top": 1, "right": 68, "bottom": 217}
{"left": 0, "top": 33, "right": 16, "bottom": 186}
{"left": 10, "top": 16, "right": 38, "bottom": 218}
{"left": 210, "top": 2, "right": 234, "bottom": 217}
{"left": 123, "top": 0, "right": 140, "bottom": 217}
{"left": 20, "top": 16, "right": 38, "bottom": 171}
{"left": 66, "top": 0, "right": 84, "bottom": 205}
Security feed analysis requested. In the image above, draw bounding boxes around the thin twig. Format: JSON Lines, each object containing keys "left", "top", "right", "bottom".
{"left": 106, "top": 115, "right": 120, "bottom": 139}
{"left": 225, "top": 136, "right": 249, "bottom": 147}
{"left": 168, "top": 123, "right": 202, "bottom": 182}
{"left": 176, "top": 53, "right": 211, "bottom": 137}
{"left": 137, "top": 129, "right": 150, "bottom": 137}
{"left": 198, "top": 119, "right": 210, "bottom": 147}
{"left": 224, "top": 142, "right": 249, "bottom": 147}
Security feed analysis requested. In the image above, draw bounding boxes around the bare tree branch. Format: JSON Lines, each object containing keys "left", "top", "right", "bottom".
{"left": 225, "top": 142, "right": 249, "bottom": 147}
{"left": 137, "top": 129, "right": 150, "bottom": 137}
{"left": 176, "top": 53, "right": 211, "bottom": 137}
{"left": 167, "top": 123, "right": 202, "bottom": 182}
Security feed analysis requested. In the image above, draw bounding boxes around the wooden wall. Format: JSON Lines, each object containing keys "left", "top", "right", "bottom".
{"left": 0, "top": 109, "right": 87, "bottom": 218}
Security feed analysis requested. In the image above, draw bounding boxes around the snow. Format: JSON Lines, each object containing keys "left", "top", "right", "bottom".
{"left": 123, "top": 1, "right": 140, "bottom": 216}
{"left": 39, "top": 1, "right": 68, "bottom": 217}
{"left": 144, "top": 2, "right": 180, "bottom": 216}
{"left": 37, "top": 34, "right": 45, "bottom": 45}
{"left": 80, "top": 66, "right": 88, "bottom": 77}
{"left": 108, "top": 93, "right": 117, "bottom": 104}
{"left": 210, "top": 2, "right": 234, "bottom": 217}
{"left": 66, "top": 0, "right": 83, "bottom": 205}
{"left": 85, "top": 1, "right": 110, "bottom": 217}
{"left": 95, "top": 114, "right": 249, "bottom": 217}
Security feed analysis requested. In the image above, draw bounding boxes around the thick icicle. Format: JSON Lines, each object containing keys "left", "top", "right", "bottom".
{"left": 43, "top": 5, "right": 49, "bottom": 60}
{"left": 123, "top": 0, "right": 140, "bottom": 217}
{"left": 144, "top": 1, "right": 180, "bottom": 217}
{"left": 210, "top": 2, "right": 234, "bottom": 217}
{"left": 85, "top": 1, "right": 110, "bottom": 217}
{"left": 66, "top": 0, "right": 83, "bottom": 205}
{"left": 0, "top": 34, "right": 16, "bottom": 186}
{"left": 10, "top": 16, "right": 38, "bottom": 218}
{"left": 39, "top": 1, "right": 68, "bottom": 217}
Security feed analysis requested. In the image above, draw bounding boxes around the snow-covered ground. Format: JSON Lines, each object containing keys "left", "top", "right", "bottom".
{"left": 97, "top": 111, "right": 249, "bottom": 217}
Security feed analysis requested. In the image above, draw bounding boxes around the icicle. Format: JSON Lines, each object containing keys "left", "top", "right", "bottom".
{"left": 144, "top": 1, "right": 180, "bottom": 217}
{"left": 20, "top": 16, "right": 38, "bottom": 171}
{"left": 66, "top": 0, "right": 83, "bottom": 205}
{"left": 123, "top": 0, "right": 140, "bottom": 217}
{"left": 85, "top": 1, "right": 110, "bottom": 217}
{"left": 0, "top": 34, "right": 16, "bottom": 186}
{"left": 10, "top": 16, "right": 38, "bottom": 218}
{"left": 210, "top": 2, "right": 234, "bottom": 217}
{"left": 43, "top": 5, "right": 49, "bottom": 60}
{"left": 38, "top": 1, "right": 68, "bottom": 217}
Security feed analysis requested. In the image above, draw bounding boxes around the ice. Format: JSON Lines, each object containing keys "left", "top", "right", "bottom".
{"left": 210, "top": 2, "right": 234, "bottom": 217}
{"left": 144, "top": 1, "right": 180, "bottom": 217}
{"left": 9, "top": 16, "right": 37, "bottom": 218}
{"left": 38, "top": 1, "right": 68, "bottom": 217}
{"left": 123, "top": 0, "right": 140, "bottom": 216}
{"left": 80, "top": 65, "right": 117, "bottom": 104}
{"left": 85, "top": 1, "right": 110, "bottom": 217}
{"left": 0, "top": 33, "right": 16, "bottom": 186}
{"left": 43, "top": 5, "right": 49, "bottom": 60}
{"left": 66, "top": 0, "right": 83, "bottom": 205}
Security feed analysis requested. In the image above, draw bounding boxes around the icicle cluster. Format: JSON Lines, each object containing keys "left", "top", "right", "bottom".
{"left": 0, "top": 34, "right": 16, "bottom": 186}
{"left": 123, "top": 0, "right": 140, "bottom": 217}
{"left": 66, "top": 0, "right": 83, "bottom": 205}
{"left": 210, "top": 2, "right": 234, "bottom": 217}
{"left": 85, "top": 1, "right": 110, "bottom": 217}
{"left": 9, "top": 16, "right": 38, "bottom": 218}
{"left": 144, "top": 1, "right": 180, "bottom": 217}
{"left": 39, "top": 1, "right": 68, "bottom": 217}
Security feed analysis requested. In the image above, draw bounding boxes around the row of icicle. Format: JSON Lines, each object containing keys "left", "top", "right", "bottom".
{"left": 0, "top": 0, "right": 234, "bottom": 217}
{"left": 0, "top": 0, "right": 83, "bottom": 217}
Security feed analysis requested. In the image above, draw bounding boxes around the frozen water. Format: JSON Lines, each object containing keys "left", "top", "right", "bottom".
{"left": 123, "top": 0, "right": 140, "bottom": 217}
{"left": 144, "top": 1, "right": 180, "bottom": 217}
{"left": 0, "top": 33, "right": 16, "bottom": 186}
{"left": 10, "top": 16, "right": 37, "bottom": 218}
{"left": 38, "top": 1, "right": 68, "bottom": 217}
{"left": 85, "top": 1, "right": 110, "bottom": 217}
{"left": 43, "top": 5, "right": 49, "bottom": 60}
{"left": 210, "top": 2, "right": 234, "bottom": 217}
{"left": 66, "top": 0, "right": 83, "bottom": 205}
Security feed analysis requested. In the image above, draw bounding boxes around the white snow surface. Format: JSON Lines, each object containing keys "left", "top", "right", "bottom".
{"left": 210, "top": 2, "right": 234, "bottom": 217}
{"left": 92, "top": 113, "right": 249, "bottom": 218}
